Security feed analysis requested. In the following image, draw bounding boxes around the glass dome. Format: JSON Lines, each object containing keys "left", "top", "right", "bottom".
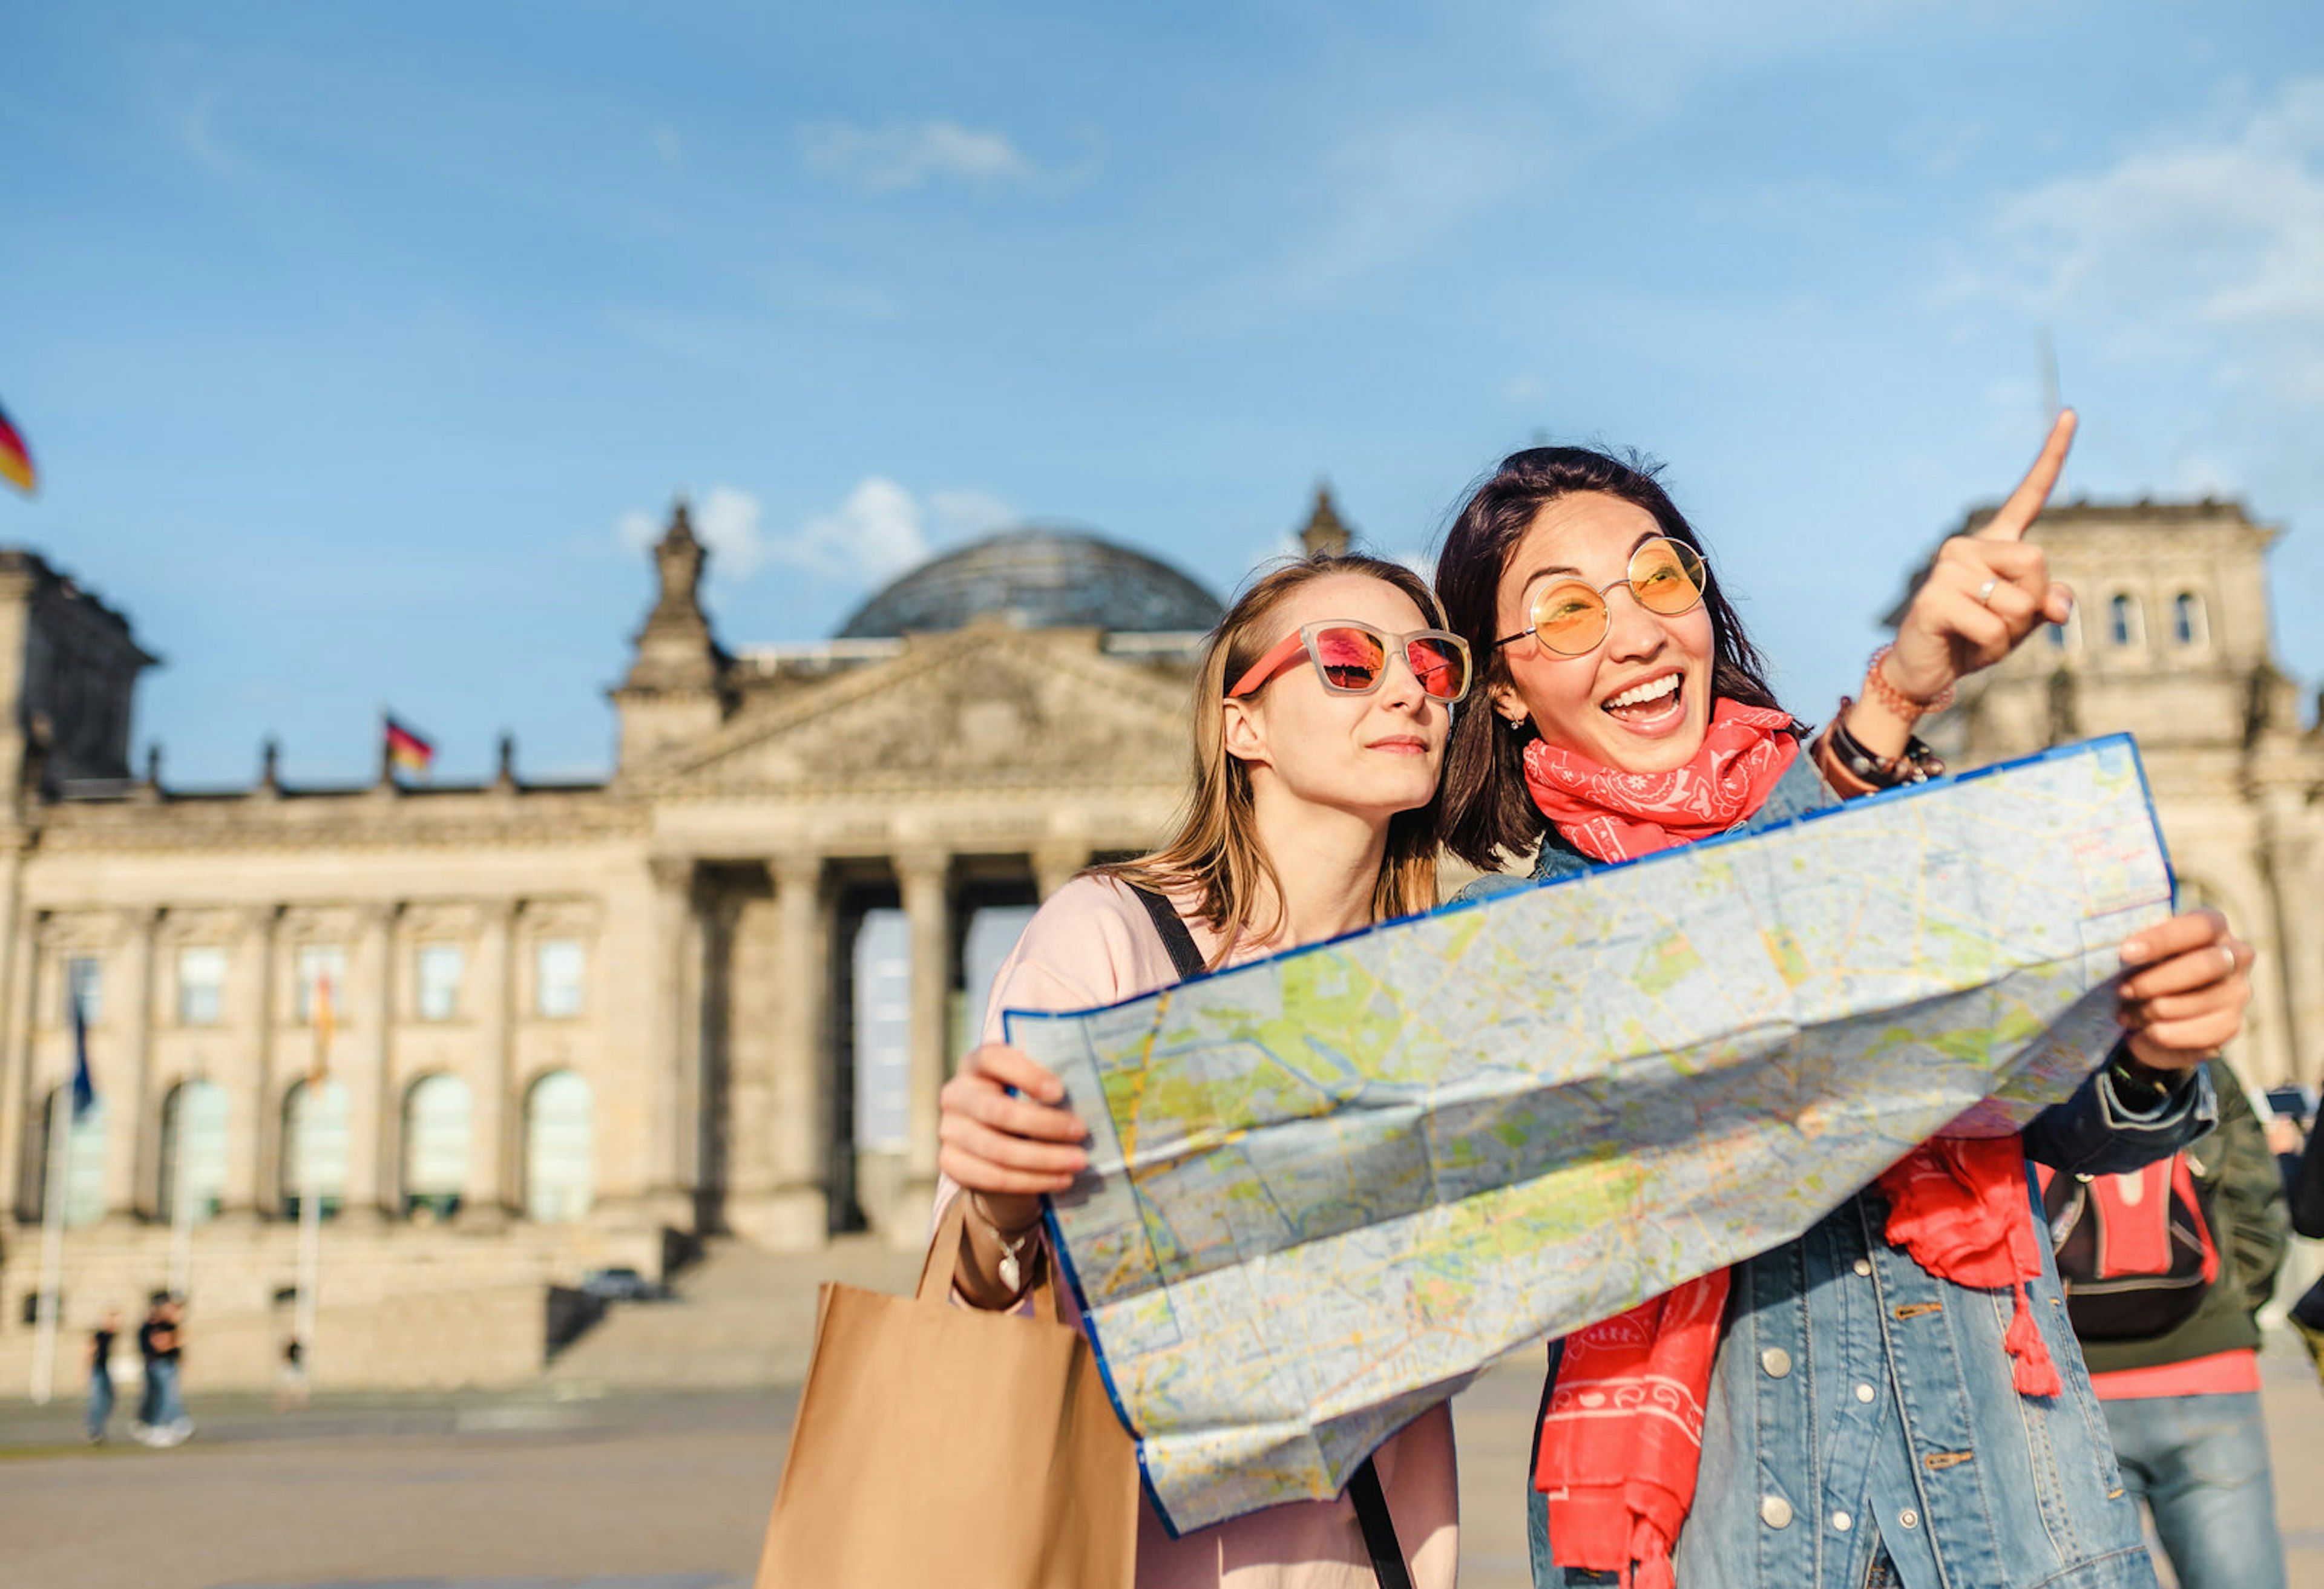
{"left": 836, "top": 528, "right": 1223, "bottom": 639}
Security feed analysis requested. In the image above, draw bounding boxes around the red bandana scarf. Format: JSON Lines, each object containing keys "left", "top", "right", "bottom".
{"left": 1524, "top": 701, "right": 2061, "bottom": 1589}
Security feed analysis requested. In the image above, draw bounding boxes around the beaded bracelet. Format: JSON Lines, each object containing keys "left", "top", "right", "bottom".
{"left": 1821, "top": 699, "right": 1946, "bottom": 790}
{"left": 1864, "top": 643, "right": 1955, "bottom": 720}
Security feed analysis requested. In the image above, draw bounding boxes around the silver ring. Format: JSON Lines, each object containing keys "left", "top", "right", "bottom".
{"left": 1976, "top": 577, "right": 1998, "bottom": 608}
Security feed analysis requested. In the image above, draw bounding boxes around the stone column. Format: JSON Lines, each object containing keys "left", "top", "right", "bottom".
{"left": 898, "top": 850, "right": 953, "bottom": 1225}
{"left": 765, "top": 853, "right": 829, "bottom": 1247}
{"left": 0, "top": 893, "right": 37, "bottom": 1218}
{"left": 461, "top": 900, "right": 517, "bottom": 1228}
{"left": 232, "top": 906, "right": 281, "bottom": 1220}
{"left": 110, "top": 908, "right": 160, "bottom": 1219}
{"left": 1034, "top": 844, "right": 1091, "bottom": 902}
{"left": 642, "top": 856, "right": 698, "bottom": 1227}
{"left": 332, "top": 901, "right": 395, "bottom": 1227}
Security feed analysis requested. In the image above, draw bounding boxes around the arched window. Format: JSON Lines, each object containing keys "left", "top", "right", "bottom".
{"left": 524, "top": 1070, "right": 592, "bottom": 1224}
{"left": 2107, "top": 592, "right": 2142, "bottom": 648}
{"left": 403, "top": 1073, "right": 471, "bottom": 1220}
{"left": 281, "top": 1078, "right": 351, "bottom": 1219}
{"left": 34, "top": 1088, "right": 107, "bottom": 1228}
{"left": 2171, "top": 591, "right": 2206, "bottom": 646}
{"left": 158, "top": 1079, "right": 229, "bottom": 1225}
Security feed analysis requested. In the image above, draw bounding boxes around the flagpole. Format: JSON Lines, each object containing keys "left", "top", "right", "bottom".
{"left": 295, "top": 1144, "right": 321, "bottom": 1374}
{"left": 294, "top": 980, "right": 332, "bottom": 1379}
{"left": 30, "top": 1087, "right": 70, "bottom": 1406}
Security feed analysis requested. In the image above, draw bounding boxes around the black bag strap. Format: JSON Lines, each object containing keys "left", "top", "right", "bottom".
{"left": 1127, "top": 883, "right": 1207, "bottom": 983}
{"left": 1347, "top": 1455, "right": 1416, "bottom": 1589}
{"left": 1124, "top": 882, "right": 1412, "bottom": 1589}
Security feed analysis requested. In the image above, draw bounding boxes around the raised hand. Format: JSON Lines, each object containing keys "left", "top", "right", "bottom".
{"left": 1882, "top": 410, "right": 2079, "bottom": 706}
{"left": 2116, "top": 907, "right": 2255, "bottom": 1071}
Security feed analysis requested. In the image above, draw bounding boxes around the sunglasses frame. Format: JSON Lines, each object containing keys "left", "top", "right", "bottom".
{"left": 1227, "top": 621, "right": 1474, "bottom": 704}
{"left": 1492, "top": 536, "right": 1709, "bottom": 657}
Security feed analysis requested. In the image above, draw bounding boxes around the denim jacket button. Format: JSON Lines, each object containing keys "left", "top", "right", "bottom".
{"left": 1761, "top": 1495, "right": 1794, "bottom": 1529}
{"left": 1899, "top": 1509, "right": 1920, "bottom": 1529}
{"left": 1853, "top": 1257, "right": 1872, "bottom": 1277}
{"left": 1832, "top": 1512, "right": 1853, "bottom": 1532}
{"left": 1854, "top": 1383, "right": 1876, "bottom": 1403}
{"left": 1759, "top": 1347, "right": 1793, "bottom": 1378}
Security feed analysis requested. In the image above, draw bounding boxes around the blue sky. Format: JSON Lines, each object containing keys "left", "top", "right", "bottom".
{"left": 4, "top": 1, "right": 2320, "bottom": 782}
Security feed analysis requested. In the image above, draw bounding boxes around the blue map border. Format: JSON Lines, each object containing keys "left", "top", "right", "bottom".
{"left": 1016, "top": 730, "right": 2167, "bottom": 1538}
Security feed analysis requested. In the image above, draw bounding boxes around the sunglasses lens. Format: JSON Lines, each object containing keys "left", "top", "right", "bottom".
{"left": 1311, "top": 627, "right": 1387, "bottom": 690}
{"left": 1633, "top": 539, "right": 1706, "bottom": 615}
{"left": 1533, "top": 585, "right": 1609, "bottom": 656}
{"left": 1405, "top": 637, "right": 1468, "bottom": 700}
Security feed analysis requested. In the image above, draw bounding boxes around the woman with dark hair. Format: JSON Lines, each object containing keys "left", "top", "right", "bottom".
{"left": 1433, "top": 414, "right": 2257, "bottom": 1589}
{"left": 936, "top": 551, "right": 1471, "bottom": 1588}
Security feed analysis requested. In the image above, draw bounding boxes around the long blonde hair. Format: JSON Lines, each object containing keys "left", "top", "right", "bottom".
{"left": 1098, "top": 553, "right": 1446, "bottom": 967}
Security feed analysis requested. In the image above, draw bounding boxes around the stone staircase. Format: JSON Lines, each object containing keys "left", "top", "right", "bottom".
{"left": 544, "top": 1235, "right": 927, "bottom": 1391}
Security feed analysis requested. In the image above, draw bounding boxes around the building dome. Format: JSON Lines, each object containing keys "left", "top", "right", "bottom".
{"left": 835, "top": 527, "right": 1223, "bottom": 639}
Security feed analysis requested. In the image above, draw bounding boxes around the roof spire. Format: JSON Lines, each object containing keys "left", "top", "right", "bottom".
{"left": 1300, "top": 483, "right": 1351, "bottom": 558}
{"left": 650, "top": 496, "right": 706, "bottom": 625}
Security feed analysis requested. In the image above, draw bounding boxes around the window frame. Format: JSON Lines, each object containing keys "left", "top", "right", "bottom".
{"left": 414, "top": 943, "right": 465, "bottom": 1023}
{"left": 176, "top": 945, "right": 228, "bottom": 1027}
{"left": 533, "top": 937, "right": 587, "bottom": 1020}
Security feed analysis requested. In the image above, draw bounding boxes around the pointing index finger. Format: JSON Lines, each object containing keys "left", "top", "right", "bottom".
{"left": 1974, "top": 408, "right": 2077, "bottom": 543}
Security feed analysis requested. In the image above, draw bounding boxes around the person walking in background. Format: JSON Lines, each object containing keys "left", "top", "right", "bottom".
{"left": 85, "top": 1308, "right": 120, "bottom": 1445}
{"left": 2063, "top": 1060, "right": 2290, "bottom": 1589}
{"left": 275, "top": 1334, "right": 309, "bottom": 1409}
{"left": 133, "top": 1292, "right": 193, "bottom": 1447}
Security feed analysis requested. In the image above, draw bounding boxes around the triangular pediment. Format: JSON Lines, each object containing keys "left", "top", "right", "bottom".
{"left": 648, "top": 623, "right": 1196, "bottom": 793}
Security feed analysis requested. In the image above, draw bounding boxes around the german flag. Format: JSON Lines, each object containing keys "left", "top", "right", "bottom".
{"left": 384, "top": 716, "right": 435, "bottom": 777}
{"left": 0, "top": 402, "right": 34, "bottom": 496}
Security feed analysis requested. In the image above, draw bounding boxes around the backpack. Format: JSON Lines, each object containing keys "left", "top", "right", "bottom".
{"left": 2037, "top": 1153, "right": 2221, "bottom": 1340}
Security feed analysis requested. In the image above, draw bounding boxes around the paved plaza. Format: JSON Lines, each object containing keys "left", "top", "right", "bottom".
{"left": 1, "top": 1334, "right": 2318, "bottom": 1589}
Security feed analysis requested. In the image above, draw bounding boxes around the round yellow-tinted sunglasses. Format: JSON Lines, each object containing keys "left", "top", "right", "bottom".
{"left": 1493, "top": 536, "right": 1707, "bottom": 657}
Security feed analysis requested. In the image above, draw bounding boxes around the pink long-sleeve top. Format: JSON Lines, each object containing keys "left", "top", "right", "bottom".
{"left": 934, "top": 873, "right": 1459, "bottom": 1589}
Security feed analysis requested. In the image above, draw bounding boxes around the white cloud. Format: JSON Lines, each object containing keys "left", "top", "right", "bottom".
{"left": 695, "top": 485, "right": 770, "bottom": 579}
{"left": 616, "top": 508, "right": 660, "bottom": 552}
{"left": 619, "top": 479, "right": 1015, "bottom": 587}
{"left": 799, "top": 120, "right": 1034, "bottom": 191}
{"left": 789, "top": 477, "right": 930, "bottom": 582}
{"left": 1958, "top": 77, "right": 2324, "bottom": 493}
{"left": 614, "top": 487, "right": 769, "bottom": 579}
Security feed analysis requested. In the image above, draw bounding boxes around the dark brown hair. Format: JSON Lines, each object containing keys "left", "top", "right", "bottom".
{"left": 1432, "top": 446, "right": 1785, "bottom": 872}
{"left": 1097, "top": 552, "right": 1447, "bottom": 966}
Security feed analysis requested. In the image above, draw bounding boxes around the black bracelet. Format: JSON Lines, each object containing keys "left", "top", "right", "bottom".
{"left": 1825, "top": 699, "right": 1946, "bottom": 789}
{"left": 2107, "top": 1047, "right": 2191, "bottom": 1110}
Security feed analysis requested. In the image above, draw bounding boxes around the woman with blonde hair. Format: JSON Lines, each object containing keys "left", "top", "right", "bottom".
{"left": 935, "top": 550, "right": 1470, "bottom": 1588}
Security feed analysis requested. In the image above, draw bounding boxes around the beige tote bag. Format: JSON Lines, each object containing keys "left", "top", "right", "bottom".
{"left": 755, "top": 1197, "right": 1139, "bottom": 1588}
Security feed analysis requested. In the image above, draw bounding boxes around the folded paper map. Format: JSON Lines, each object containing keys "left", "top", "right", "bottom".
{"left": 1005, "top": 735, "right": 2175, "bottom": 1533}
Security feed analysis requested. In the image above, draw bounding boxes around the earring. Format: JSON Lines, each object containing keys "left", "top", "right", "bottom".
{"left": 1505, "top": 714, "right": 1527, "bottom": 733}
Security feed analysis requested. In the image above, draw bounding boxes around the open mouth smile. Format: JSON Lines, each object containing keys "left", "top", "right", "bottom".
{"left": 1600, "top": 670, "right": 1686, "bottom": 732}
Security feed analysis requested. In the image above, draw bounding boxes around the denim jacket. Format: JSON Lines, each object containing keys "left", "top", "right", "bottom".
{"left": 1461, "top": 756, "right": 2217, "bottom": 1589}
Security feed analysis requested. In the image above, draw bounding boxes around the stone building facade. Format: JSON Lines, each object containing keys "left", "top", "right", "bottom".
{"left": 2, "top": 486, "right": 2313, "bottom": 1391}
{"left": 0, "top": 502, "right": 1241, "bottom": 1388}
{"left": 1900, "top": 497, "right": 2323, "bottom": 1089}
